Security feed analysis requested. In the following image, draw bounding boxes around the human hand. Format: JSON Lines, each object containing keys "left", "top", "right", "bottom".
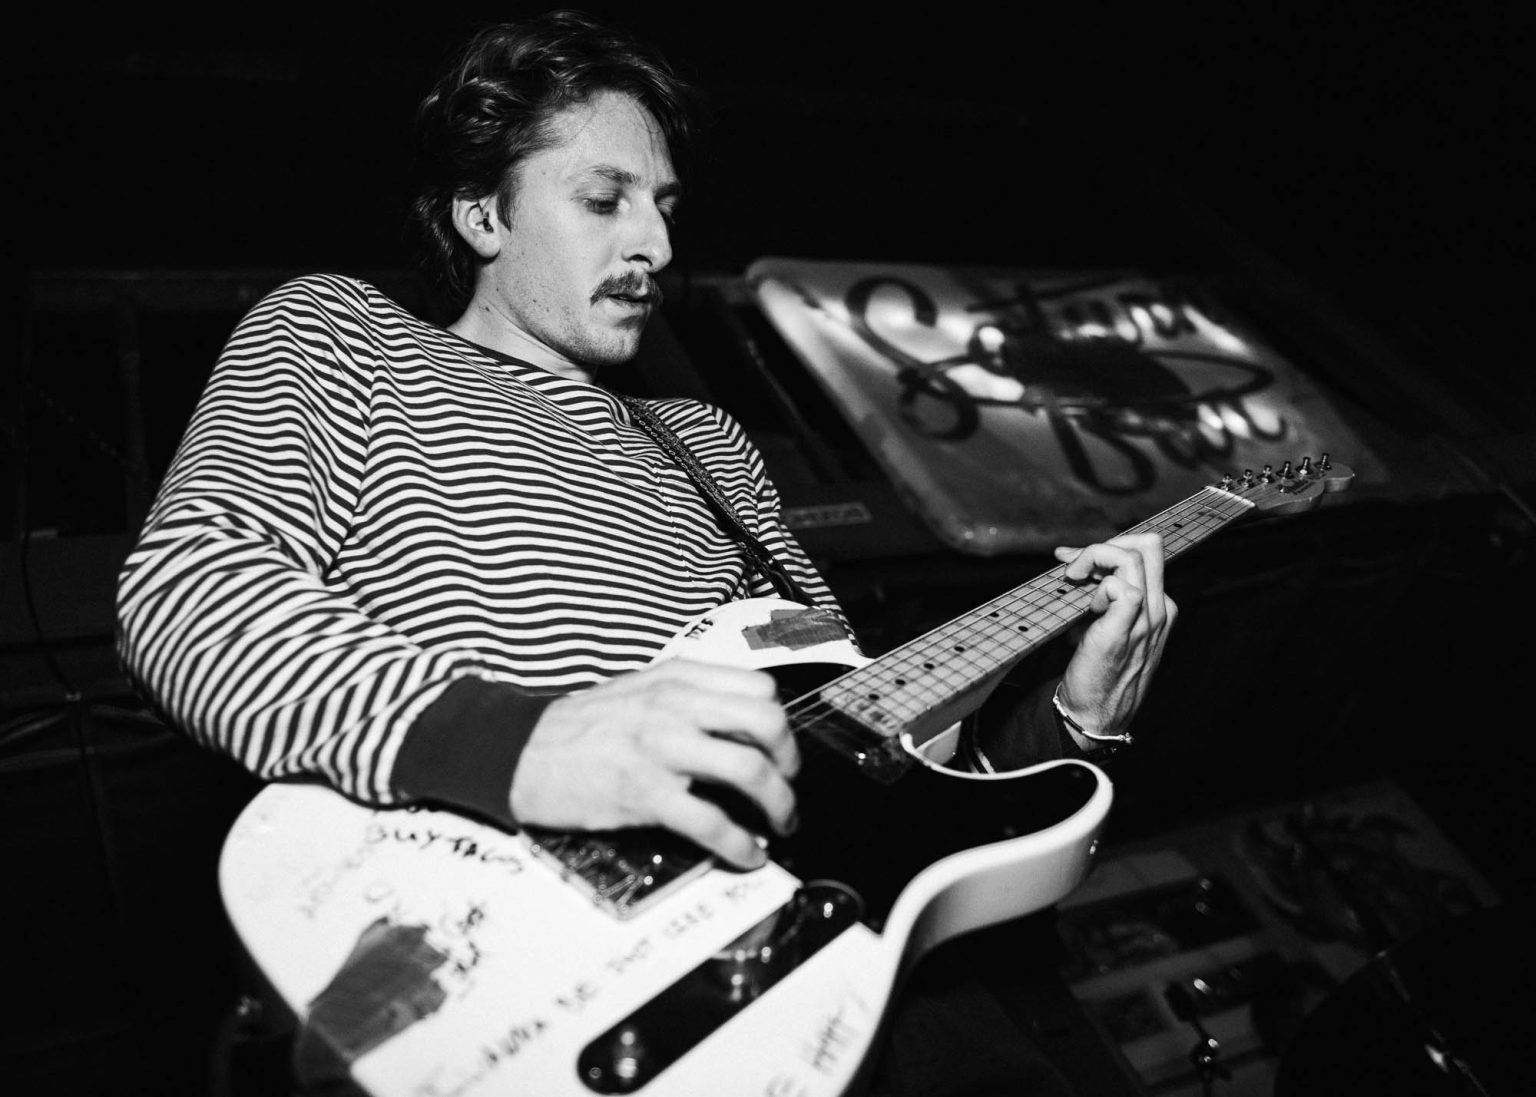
{"left": 508, "top": 660, "right": 798, "bottom": 869}
{"left": 1053, "top": 531, "right": 1178, "bottom": 745}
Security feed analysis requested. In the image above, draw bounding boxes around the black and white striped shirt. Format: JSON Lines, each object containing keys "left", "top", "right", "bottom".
{"left": 116, "top": 274, "right": 842, "bottom": 822}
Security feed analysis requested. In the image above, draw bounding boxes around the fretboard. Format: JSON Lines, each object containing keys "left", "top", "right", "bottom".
{"left": 804, "top": 486, "right": 1255, "bottom": 739}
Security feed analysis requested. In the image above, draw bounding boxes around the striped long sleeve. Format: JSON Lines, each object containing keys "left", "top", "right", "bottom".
{"left": 116, "top": 274, "right": 843, "bottom": 819}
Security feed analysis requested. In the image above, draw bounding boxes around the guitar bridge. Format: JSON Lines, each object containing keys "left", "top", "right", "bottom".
{"left": 521, "top": 825, "right": 714, "bottom": 920}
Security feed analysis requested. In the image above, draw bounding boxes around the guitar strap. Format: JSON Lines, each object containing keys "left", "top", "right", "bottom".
{"left": 618, "top": 395, "right": 815, "bottom": 606}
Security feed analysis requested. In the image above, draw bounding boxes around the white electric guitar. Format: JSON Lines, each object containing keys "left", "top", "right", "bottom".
{"left": 220, "top": 457, "right": 1352, "bottom": 1097}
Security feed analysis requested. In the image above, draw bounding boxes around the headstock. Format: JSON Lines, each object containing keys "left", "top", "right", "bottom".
{"left": 1216, "top": 454, "right": 1355, "bottom": 515}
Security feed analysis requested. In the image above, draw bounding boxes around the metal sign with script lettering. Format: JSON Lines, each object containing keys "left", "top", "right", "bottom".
{"left": 748, "top": 258, "right": 1377, "bottom": 554}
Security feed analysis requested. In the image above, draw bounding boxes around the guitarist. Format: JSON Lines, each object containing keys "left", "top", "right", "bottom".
{"left": 115, "top": 10, "right": 1175, "bottom": 1094}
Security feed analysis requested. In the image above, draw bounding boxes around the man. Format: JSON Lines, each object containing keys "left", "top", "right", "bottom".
{"left": 117, "top": 9, "right": 1173, "bottom": 1092}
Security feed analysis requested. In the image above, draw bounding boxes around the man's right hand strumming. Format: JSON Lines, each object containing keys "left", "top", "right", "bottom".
{"left": 509, "top": 660, "right": 800, "bottom": 869}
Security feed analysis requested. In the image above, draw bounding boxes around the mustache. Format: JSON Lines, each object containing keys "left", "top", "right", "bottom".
{"left": 591, "top": 271, "right": 663, "bottom": 308}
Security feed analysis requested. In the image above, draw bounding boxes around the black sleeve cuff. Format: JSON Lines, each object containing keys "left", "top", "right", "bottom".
{"left": 392, "top": 677, "right": 557, "bottom": 830}
{"left": 972, "top": 676, "right": 1082, "bottom": 770}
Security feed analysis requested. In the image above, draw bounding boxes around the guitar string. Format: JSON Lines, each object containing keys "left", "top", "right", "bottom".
{"left": 547, "top": 486, "right": 1258, "bottom": 886}
{"left": 819, "top": 488, "right": 1240, "bottom": 689}
{"left": 780, "top": 492, "right": 1241, "bottom": 742}
{"left": 847, "top": 488, "right": 1254, "bottom": 717}
{"left": 778, "top": 485, "right": 1257, "bottom": 740}
{"left": 788, "top": 486, "right": 1256, "bottom": 733}
{"left": 817, "top": 488, "right": 1255, "bottom": 722}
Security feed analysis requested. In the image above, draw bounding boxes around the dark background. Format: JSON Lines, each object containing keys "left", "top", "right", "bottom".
{"left": 8, "top": 4, "right": 1535, "bottom": 1095}
{"left": 13, "top": 3, "right": 1533, "bottom": 348}
{"left": 12, "top": 2, "right": 1535, "bottom": 525}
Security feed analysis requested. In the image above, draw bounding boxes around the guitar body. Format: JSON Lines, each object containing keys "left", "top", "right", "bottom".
{"left": 220, "top": 598, "right": 1111, "bottom": 1097}
{"left": 219, "top": 457, "right": 1352, "bottom": 1096}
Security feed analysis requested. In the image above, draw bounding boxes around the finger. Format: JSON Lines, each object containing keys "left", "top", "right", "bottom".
{"left": 1143, "top": 594, "right": 1177, "bottom": 668}
{"left": 655, "top": 732, "right": 797, "bottom": 835}
{"left": 650, "top": 684, "right": 798, "bottom": 777}
{"left": 654, "top": 790, "right": 770, "bottom": 870}
{"left": 1135, "top": 614, "right": 1172, "bottom": 688}
{"left": 647, "top": 658, "right": 781, "bottom": 698}
{"left": 1089, "top": 573, "right": 1146, "bottom": 634}
{"left": 1113, "top": 531, "right": 1165, "bottom": 605}
{"left": 1148, "top": 590, "right": 1175, "bottom": 641}
{"left": 1060, "top": 541, "right": 1148, "bottom": 594}
{"left": 1107, "top": 537, "right": 1166, "bottom": 635}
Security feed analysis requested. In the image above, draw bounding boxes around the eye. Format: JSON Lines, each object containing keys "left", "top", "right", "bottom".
{"left": 582, "top": 196, "right": 620, "bottom": 216}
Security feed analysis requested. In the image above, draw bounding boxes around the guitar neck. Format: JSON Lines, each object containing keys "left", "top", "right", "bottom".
{"left": 809, "top": 485, "right": 1255, "bottom": 739}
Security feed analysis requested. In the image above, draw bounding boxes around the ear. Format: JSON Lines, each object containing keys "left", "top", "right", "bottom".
{"left": 450, "top": 196, "right": 502, "bottom": 260}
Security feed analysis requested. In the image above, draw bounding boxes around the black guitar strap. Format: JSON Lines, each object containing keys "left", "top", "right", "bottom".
{"left": 618, "top": 395, "right": 815, "bottom": 606}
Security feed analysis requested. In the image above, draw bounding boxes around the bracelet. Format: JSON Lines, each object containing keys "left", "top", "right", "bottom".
{"left": 1052, "top": 684, "right": 1135, "bottom": 746}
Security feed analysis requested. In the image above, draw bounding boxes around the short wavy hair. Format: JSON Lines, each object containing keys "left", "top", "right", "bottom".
{"left": 409, "top": 10, "right": 695, "bottom": 311}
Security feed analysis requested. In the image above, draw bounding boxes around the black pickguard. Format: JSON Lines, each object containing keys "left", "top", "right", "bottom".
{"left": 761, "top": 662, "right": 1098, "bottom": 927}
{"left": 775, "top": 733, "right": 1099, "bottom": 928}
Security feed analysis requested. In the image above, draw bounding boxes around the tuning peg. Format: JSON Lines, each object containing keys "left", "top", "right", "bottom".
{"left": 1241, "top": 469, "right": 1254, "bottom": 485}
{"left": 1319, "top": 453, "right": 1332, "bottom": 471}
{"left": 1260, "top": 464, "right": 1275, "bottom": 483}
{"left": 1299, "top": 456, "right": 1314, "bottom": 477}
{"left": 1219, "top": 474, "right": 1234, "bottom": 490}
{"left": 1279, "top": 460, "right": 1294, "bottom": 479}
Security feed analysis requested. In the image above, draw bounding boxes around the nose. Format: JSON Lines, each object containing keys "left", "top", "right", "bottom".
{"left": 625, "top": 200, "right": 673, "bottom": 272}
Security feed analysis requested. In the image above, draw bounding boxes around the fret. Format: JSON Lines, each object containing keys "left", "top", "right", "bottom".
{"left": 815, "top": 486, "right": 1258, "bottom": 737}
